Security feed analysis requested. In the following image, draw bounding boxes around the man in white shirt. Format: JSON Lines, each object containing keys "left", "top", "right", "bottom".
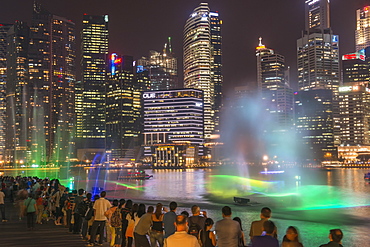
{"left": 86, "top": 191, "right": 112, "bottom": 246}
{"left": 164, "top": 215, "right": 200, "bottom": 247}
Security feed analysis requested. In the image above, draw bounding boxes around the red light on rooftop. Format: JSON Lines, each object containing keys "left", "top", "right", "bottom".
{"left": 84, "top": 13, "right": 87, "bottom": 15}
{"left": 0, "top": 24, "right": 3, "bottom": 26}
{"left": 365, "top": 6, "right": 369, "bottom": 11}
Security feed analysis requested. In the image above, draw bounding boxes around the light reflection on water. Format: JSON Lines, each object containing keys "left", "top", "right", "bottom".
{"left": 5, "top": 167, "right": 370, "bottom": 246}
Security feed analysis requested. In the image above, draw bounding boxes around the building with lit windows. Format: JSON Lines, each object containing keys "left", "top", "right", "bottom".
{"left": 256, "top": 38, "right": 293, "bottom": 131}
{"left": 342, "top": 49, "right": 369, "bottom": 85}
{"left": 0, "top": 23, "right": 12, "bottom": 161}
{"left": 137, "top": 38, "right": 178, "bottom": 90}
{"left": 143, "top": 89, "right": 204, "bottom": 167}
{"left": 79, "top": 14, "right": 108, "bottom": 152}
{"left": 183, "top": 3, "right": 223, "bottom": 139}
{"left": 28, "top": 2, "right": 76, "bottom": 165}
{"left": 298, "top": 0, "right": 339, "bottom": 92}
{"left": 356, "top": 6, "right": 370, "bottom": 52}
{"left": 106, "top": 54, "right": 144, "bottom": 162}
{"left": 305, "top": 0, "right": 330, "bottom": 32}
{"left": 295, "top": 0, "right": 339, "bottom": 163}
{"left": 5, "top": 21, "right": 30, "bottom": 166}
{"left": 337, "top": 85, "right": 370, "bottom": 146}
{"left": 295, "top": 89, "right": 336, "bottom": 162}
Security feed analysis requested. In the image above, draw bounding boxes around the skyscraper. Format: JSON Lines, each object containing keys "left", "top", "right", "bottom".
{"left": 79, "top": 14, "right": 108, "bottom": 151}
{"left": 256, "top": 38, "right": 293, "bottom": 131}
{"left": 295, "top": 89, "right": 336, "bottom": 161}
{"left": 356, "top": 6, "right": 370, "bottom": 52}
{"left": 137, "top": 38, "right": 178, "bottom": 91}
{"left": 342, "top": 49, "right": 369, "bottom": 85}
{"left": 0, "top": 23, "right": 12, "bottom": 160}
{"left": 295, "top": 0, "right": 339, "bottom": 162}
{"left": 305, "top": 0, "right": 330, "bottom": 32}
{"left": 5, "top": 21, "right": 30, "bottom": 166}
{"left": 106, "top": 54, "right": 143, "bottom": 161}
{"left": 184, "top": 3, "right": 223, "bottom": 138}
{"left": 28, "top": 2, "right": 76, "bottom": 164}
{"left": 337, "top": 85, "right": 370, "bottom": 146}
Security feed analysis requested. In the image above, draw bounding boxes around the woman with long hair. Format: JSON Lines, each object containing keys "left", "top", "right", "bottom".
{"left": 150, "top": 203, "right": 166, "bottom": 247}
{"left": 200, "top": 217, "right": 217, "bottom": 247}
{"left": 282, "top": 226, "right": 304, "bottom": 247}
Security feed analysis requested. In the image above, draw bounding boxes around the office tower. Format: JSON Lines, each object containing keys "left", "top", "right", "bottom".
{"left": 297, "top": 33, "right": 340, "bottom": 92}
{"left": 342, "top": 49, "right": 369, "bottom": 85}
{"left": 184, "top": 3, "right": 223, "bottom": 138}
{"left": 356, "top": 6, "right": 370, "bottom": 52}
{"left": 80, "top": 14, "right": 108, "bottom": 150}
{"left": 256, "top": 38, "right": 293, "bottom": 130}
{"left": 0, "top": 24, "right": 12, "bottom": 161}
{"left": 305, "top": 0, "right": 330, "bottom": 32}
{"left": 28, "top": 2, "right": 76, "bottom": 164}
{"left": 137, "top": 38, "right": 178, "bottom": 90}
{"left": 295, "top": 0, "right": 339, "bottom": 162}
{"left": 295, "top": 89, "right": 336, "bottom": 161}
{"left": 106, "top": 54, "right": 143, "bottom": 161}
{"left": 337, "top": 85, "right": 370, "bottom": 145}
{"left": 210, "top": 11, "right": 223, "bottom": 135}
{"left": 5, "top": 21, "right": 30, "bottom": 166}
{"left": 143, "top": 89, "right": 204, "bottom": 166}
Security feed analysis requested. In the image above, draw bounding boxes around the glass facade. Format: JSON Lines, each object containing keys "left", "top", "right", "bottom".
{"left": 183, "top": 3, "right": 222, "bottom": 139}
{"left": 143, "top": 89, "right": 204, "bottom": 159}
{"left": 356, "top": 6, "right": 370, "bottom": 52}
{"left": 0, "top": 23, "right": 12, "bottom": 160}
{"left": 106, "top": 54, "right": 144, "bottom": 161}
{"left": 80, "top": 14, "right": 108, "bottom": 149}
{"left": 5, "top": 21, "right": 30, "bottom": 166}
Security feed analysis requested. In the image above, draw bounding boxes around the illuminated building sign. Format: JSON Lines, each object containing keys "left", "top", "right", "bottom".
{"left": 143, "top": 93, "right": 156, "bottom": 99}
{"left": 339, "top": 86, "right": 362, "bottom": 92}
{"left": 342, "top": 50, "right": 366, "bottom": 61}
{"left": 332, "top": 35, "right": 338, "bottom": 43}
{"left": 110, "top": 53, "right": 122, "bottom": 75}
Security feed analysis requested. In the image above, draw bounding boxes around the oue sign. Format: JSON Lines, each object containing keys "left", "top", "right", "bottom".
{"left": 143, "top": 93, "right": 156, "bottom": 99}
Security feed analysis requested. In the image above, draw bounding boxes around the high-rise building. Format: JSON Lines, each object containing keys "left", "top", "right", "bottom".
{"left": 143, "top": 89, "right": 204, "bottom": 166}
{"left": 79, "top": 14, "right": 108, "bottom": 151}
{"left": 337, "top": 85, "right": 370, "bottom": 145}
{"left": 342, "top": 49, "right": 369, "bottom": 85}
{"left": 137, "top": 38, "right": 178, "bottom": 91}
{"left": 256, "top": 38, "right": 293, "bottom": 130}
{"left": 210, "top": 11, "right": 223, "bottom": 135}
{"left": 356, "top": 6, "right": 370, "bottom": 52}
{"left": 106, "top": 54, "right": 143, "bottom": 162}
{"left": 297, "top": 33, "right": 340, "bottom": 91}
{"left": 305, "top": 0, "right": 330, "bottom": 32}
{"left": 184, "top": 3, "right": 223, "bottom": 138}
{"left": 295, "top": 0, "right": 339, "bottom": 162}
{"left": 28, "top": 2, "right": 76, "bottom": 164}
{"left": 5, "top": 21, "right": 30, "bottom": 166}
{"left": 295, "top": 89, "right": 336, "bottom": 161}
{"left": 0, "top": 23, "right": 12, "bottom": 160}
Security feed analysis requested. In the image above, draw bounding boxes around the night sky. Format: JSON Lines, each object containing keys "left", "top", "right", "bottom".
{"left": 1, "top": 0, "right": 368, "bottom": 95}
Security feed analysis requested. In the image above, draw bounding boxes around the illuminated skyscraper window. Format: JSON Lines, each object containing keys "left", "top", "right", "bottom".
{"left": 183, "top": 3, "right": 223, "bottom": 139}
{"left": 80, "top": 14, "right": 108, "bottom": 149}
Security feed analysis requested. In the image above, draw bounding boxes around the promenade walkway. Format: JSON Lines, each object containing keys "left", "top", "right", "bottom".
{"left": 0, "top": 199, "right": 109, "bottom": 247}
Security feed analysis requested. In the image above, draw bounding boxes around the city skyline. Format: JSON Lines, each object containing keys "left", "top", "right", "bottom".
{"left": 0, "top": 0, "right": 365, "bottom": 93}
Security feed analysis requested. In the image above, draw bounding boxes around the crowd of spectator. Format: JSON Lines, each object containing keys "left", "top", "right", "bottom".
{"left": 0, "top": 176, "right": 344, "bottom": 247}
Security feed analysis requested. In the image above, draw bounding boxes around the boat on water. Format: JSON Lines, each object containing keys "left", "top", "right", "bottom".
{"left": 364, "top": 172, "right": 370, "bottom": 181}
{"left": 234, "top": 197, "right": 250, "bottom": 205}
{"left": 117, "top": 170, "right": 153, "bottom": 180}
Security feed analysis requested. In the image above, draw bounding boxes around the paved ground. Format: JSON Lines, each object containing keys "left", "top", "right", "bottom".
{"left": 0, "top": 199, "right": 110, "bottom": 247}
